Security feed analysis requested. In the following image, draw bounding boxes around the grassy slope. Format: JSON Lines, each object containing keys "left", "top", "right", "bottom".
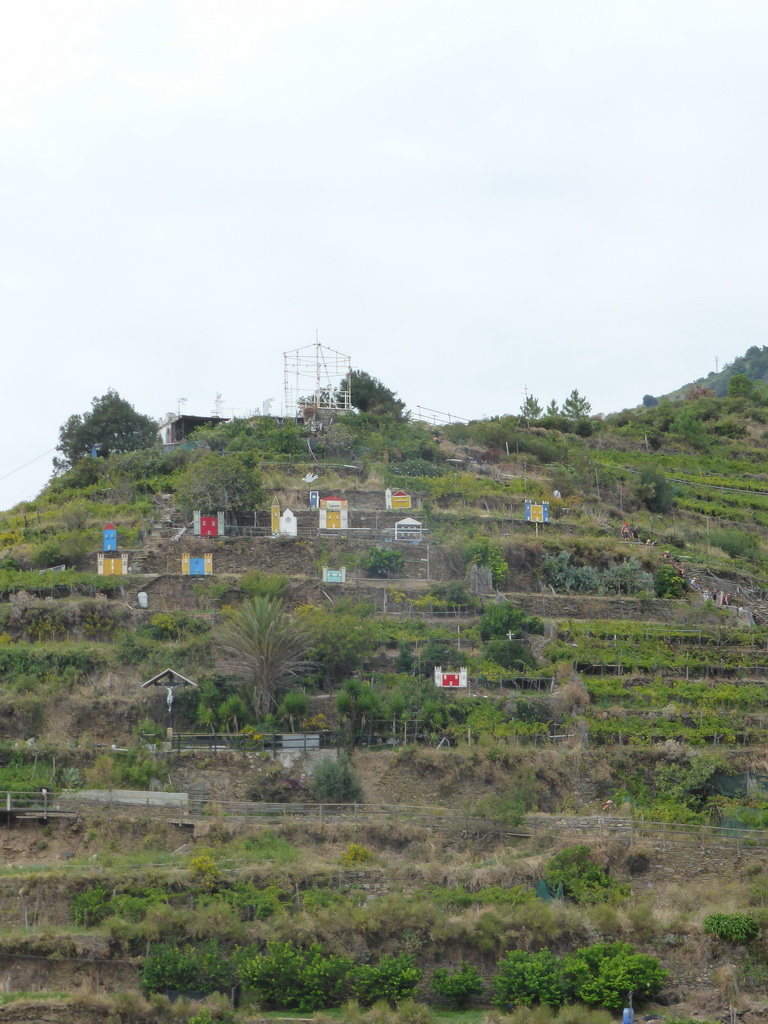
{"left": 1, "top": 398, "right": 768, "bottom": 1017}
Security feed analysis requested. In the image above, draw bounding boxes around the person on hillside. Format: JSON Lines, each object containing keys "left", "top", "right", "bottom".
{"left": 620, "top": 523, "right": 631, "bottom": 540}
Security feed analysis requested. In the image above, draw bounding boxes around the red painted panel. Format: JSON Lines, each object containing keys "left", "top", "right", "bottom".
{"left": 200, "top": 516, "right": 219, "bottom": 537}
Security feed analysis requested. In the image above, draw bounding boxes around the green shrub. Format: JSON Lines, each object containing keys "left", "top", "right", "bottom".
{"left": 478, "top": 604, "right": 544, "bottom": 640}
{"left": 492, "top": 949, "right": 567, "bottom": 1009}
{"left": 541, "top": 551, "right": 602, "bottom": 594}
{"left": 351, "top": 954, "right": 423, "bottom": 1006}
{"left": 311, "top": 752, "right": 364, "bottom": 803}
{"left": 236, "top": 941, "right": 353, "bottom": 1011}
{"left": 141, "top": 940, "right": 233, "bottom": 996}
{"left": 432, "top": 962, "right": 484, "bottom": 1007}
{"left": 704, "top": 913, "right": 759, "bottom": 943}
{"left": 340, "top": 843, "right": 372, "bottom": 867}
{"left": 240, "top": 570, "right": 289, "bottom": 599}
{"left": 635, "top": 467, "right": 675, "bottom": 512}
{"left": 654, "top": 563, "right": 688, "bottom": 598}
{"left": 544, "top": 846, "right": 628, "bottom": 905}
{"left": 362, "top": 548, "right": 405, "bottom": 578}
{"left": 710, "top": 528, "right": 759, "bottom": 559}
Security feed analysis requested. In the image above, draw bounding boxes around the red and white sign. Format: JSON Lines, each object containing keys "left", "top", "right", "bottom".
{"left": 434, "top": 667, "right": 468, "bottom": 688}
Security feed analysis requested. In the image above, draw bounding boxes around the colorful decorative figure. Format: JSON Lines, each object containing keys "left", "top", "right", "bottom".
{"left": 322, "top": 566, "right": 346, "bottom": 583}
{"left": 97, "top": 553, "right": 128, "bottom": 575}
{"left": 434, "top": 667, "right": 468, "bottom": 688}
{"left": 385, "top": 488, "right": 412, "bottom": 510}
{"left": 394, "top": 517, "right": 422, "bottom": 542}
{"left": 181, "top": 553, "right": 213, "bottom": 575}
{"left": 524, "top": 501, "right": 549, "bottom": 523}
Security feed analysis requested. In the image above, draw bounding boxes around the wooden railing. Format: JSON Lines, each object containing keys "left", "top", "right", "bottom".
{"left": 3, "top": 791, "right": 768, "bottom": 851}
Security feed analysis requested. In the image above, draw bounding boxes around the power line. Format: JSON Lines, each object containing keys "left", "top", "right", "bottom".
{"left": 0, "top": 447, "right": 56, "bottom": 484}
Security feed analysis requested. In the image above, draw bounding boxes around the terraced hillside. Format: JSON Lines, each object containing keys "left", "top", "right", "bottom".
{"left": 3, "top": 392, "right": 768, "bottom": 1021}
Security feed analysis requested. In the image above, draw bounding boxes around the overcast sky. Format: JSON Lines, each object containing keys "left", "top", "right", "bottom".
{"left": 2, "top": 0, "right": 768, "bottom": 509}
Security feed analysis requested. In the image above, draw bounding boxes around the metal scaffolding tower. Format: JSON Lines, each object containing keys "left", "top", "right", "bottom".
{"left": 283, "top": 340, "right": 352, "bottom": 418}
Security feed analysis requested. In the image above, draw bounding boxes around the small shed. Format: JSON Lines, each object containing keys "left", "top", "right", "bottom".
{"left": 181, "top": 553, "right": 213, "bottom": 576}
{"left": 102, "top": 523, "right": 117, "bottom": 552}
{"left": 394, "top": 517, "right": 422, "bottom": 542}
{"left": 280, "top": 509, "right": 297, "bottom": 537}
{"left": 98, "top": 553, "right": 128, "bottom": 575}
{"left": 319, "top": 497, "right": 349, "bottom": 530}
{"left": 322, "top": 566, "right": 346, "bottom": 584}
{"left": 385, "top": 488, "right": 412, "bottom": 510}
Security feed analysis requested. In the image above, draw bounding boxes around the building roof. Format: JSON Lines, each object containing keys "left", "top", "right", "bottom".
{"left": 140, "top": 668, "right": 198, "bottom": 689}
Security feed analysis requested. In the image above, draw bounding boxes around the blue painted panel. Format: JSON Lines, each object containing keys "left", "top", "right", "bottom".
{"left": 103, "top": 530, "right": 117, "bottom": 552}
{"left": 189, "top": 558, "right": 206, "bottom": 576}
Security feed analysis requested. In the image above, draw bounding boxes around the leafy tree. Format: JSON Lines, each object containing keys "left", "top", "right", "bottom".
{"left": 216, "top": 597, "right": 313, "bottom": 715}
{"left": 564, "top": 942, "right": 667, "bottom": 1011}
{"left": 485, "top": 638, "right": 535, "bottom": 670}
{"left": 655, "top": 754, "right": 726, "bottom": 811}
{"left": 362, "top": 548, "right": 405, "bottom": 578}
{"left": 671, "top": 406, "right": 709, "bottom": 449}
{"left": 348, "top": 370, "right": 406, "bottom": 418}
{"left": 654, "top": 563, "right": 687, "bottom": 599}
{"left": 302, "top": 609, "right": 382, "bottom": 684}
{"left": 546, "top": 400, "right": 560, "bottom": 416}
{"left": 635, "top": 467, "right": 675, "bottom": 512}
{"left": 173, "top": 451, "right": 264, "bottom": 518}
{"left": 465, "top": 537, "right": 508, "bottom": 586}
{"left": 311, "top": 752, "right": 364, "bottom": 803}
{"left": 642, "top": 394, "right": 659, "bottom": 408}
{"left": 562, "top": 390, "right": 592, "bottom": 420}
{"left": 520, "top": 394, "right": 543, "bottom": 421}
{"left": 492, "top": 949, "right": 567, "bottom": 1009}
{"left": 351, "top": 953, "right": 423, "bottom": 1006}
{"left": 236, "top": 941, "right": 353, "bottom": 1011}
{"left": 55, "top": 390, "right": 157, "bottom": 469}
{"left": 478, "top": 604, "right": 544, "bottom": 640}
{"left": 727, "top": 373, "right": 755, "bottom": 398}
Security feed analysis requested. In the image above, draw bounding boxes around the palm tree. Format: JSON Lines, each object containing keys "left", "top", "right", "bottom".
{"left": 216, "top": 597, "right": 313, "bottom": 715}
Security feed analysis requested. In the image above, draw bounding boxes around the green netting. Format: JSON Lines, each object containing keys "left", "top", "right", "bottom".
{"left": 535, "top": 881, "right": 564, "bottom": 902}
{"left": 714, "top": 773, "right": 768, "bottom": 798}
{"left": 719, "top": 814, "right": 760, "bottom": 836}
{"left": 714, "top": 773, "right": 749, "bottom": 797}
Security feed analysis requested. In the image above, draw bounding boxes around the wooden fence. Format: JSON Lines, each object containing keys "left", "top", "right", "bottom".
{"left": 4, "top": 791, "right": 768, "bottom": 852}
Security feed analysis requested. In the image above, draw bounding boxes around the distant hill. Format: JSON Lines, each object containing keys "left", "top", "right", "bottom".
{"left": 647, "top": 344, "right": 768, "bottom": 404}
